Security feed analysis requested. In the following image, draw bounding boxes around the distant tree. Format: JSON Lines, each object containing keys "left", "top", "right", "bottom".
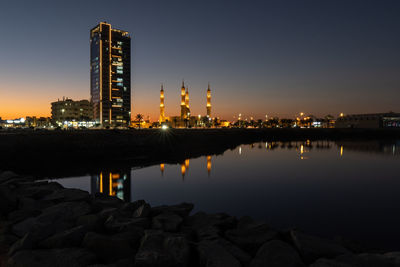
{"left": 135, "top": 114, "right": 144, "bottom": 129}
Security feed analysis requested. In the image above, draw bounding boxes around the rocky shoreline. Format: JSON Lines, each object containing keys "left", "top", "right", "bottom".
{"left": 1, "top": 171, "right": 400, "bottom": 267}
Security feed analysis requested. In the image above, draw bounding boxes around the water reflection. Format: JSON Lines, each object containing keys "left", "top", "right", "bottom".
{"left": 54, "top": 139, "right": 400, "bottom": 250}
{"left": 91, "top": 169, "right": 131, "bottom": 202}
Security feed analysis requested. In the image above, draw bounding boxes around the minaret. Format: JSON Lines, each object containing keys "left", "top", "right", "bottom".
{"left": 159, "top": 84, "right": 165, "bottom": 122}
{"left": 185, "top": 87, "right": 190, "bottom": 117}
{"left": 180, "top": 80, "right": 186, "bottom": 119}
{"left": 207, "top": 83, "right": 211, "bottom": 117}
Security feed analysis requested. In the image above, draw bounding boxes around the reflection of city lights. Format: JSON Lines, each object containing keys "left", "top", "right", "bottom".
{"left": 100, "top": 172, "right": 103, "bottom": 193}
{"left": 300, "top": 145, "right": 304, "bottom": 155}
{"left": 239, "top": 147, "right": 242, "bottom": 155}
{"left": 161, "top": 124, "right": 169, "bottom": 130}
{"left": 160, "top": 163, "right": 165, "bottom": 175}
{"left": 340, "top": 146, "right": 343, "bottom": 157}
{"left": 265, "top": 142, "right": 268, "bottom": 149}
{"left": 207, "top": 156, "right": 212, "bottom": 175}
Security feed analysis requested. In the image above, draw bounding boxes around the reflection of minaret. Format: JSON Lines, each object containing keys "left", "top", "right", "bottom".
{"left": 185, "top": 159, "right": 190, "bottom": 170}
{"left": 160, "top": 163, "right": 165, "bottom": 176}
{"left": 181, "top": 163, "right": 186, "bottom": 180}
{"left": 207, "top": 83, "right": 211, "bottom": 117}
{"left": 206, "top": 155, "right": 212, "bottom": 176}
{"left": 180, "top": 80, "right": 186, "bottom": 119}
{"left": 160, "top": 84, "right": 165, "bottom": 122}
{"left": 91, "top": 169, "right": 131, "bottom": 202}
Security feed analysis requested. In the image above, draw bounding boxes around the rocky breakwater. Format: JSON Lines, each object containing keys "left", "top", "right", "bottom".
{"left": 1, "top": 171, "right": 400, "bottom": 267}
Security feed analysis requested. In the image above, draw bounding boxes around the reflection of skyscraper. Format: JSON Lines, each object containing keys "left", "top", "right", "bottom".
{"left": 91, "top": 169, "right": 131, "bottom": 201}
{"left": 181, "top": 163, "right": 186, "bottom": 180}
{"left": 90, "top": 22, "right": 131, "bottom": 127}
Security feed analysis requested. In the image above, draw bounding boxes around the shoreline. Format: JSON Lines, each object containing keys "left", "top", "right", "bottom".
{"left": 1, "top": 171, "right": 400, "bottom": 267}
{"left": 1, "top": 128, "right": 399, "bottom": 177}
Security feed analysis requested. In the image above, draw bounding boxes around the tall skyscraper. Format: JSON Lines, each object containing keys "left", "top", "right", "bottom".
{"left": 90, "top": 22, "right": 131, "bottom": 127}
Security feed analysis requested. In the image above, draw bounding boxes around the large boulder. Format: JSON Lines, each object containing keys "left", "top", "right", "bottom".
{"left": 152, "top": 212, "right": 183, "bottom": 232}
{"left": 133, "top": 203, "right": 151, "bottom": 218}
{"left": 250, "top": 240, "right": 305, "bottom": 267}
{"left": 43, "top": 188, "right": 90, "bottom": 202}
{"left": 151, "top": 203, "right": 194, "bottom": 217}
{"left": 0, "top": 171, "right": 19, "bottom": 184}
{"left": 197, "top": 240, "right": 241, "bottom": 267}
{"left": 105, "top": 215, "right": 150, "bottom": 233}
{"left": 40, "top": 225, "right": 88, "bottom": 248}
{"left": 15, "top": 182, "right": 63, "bottom": 200}
{"left": 0, "top": 185, "right": 17, "bottom": 216}
{"left": 310, "top": 253, "right": 400, "bottom": 267}
{"left": 76, "top": 214, "right": 103, "bottom": 232}
{"left": 83, "top": 231, "right": 142, "bottom": 263}
{"left": 7, "top": 248, "right": 97, "bottom": 267}
{"left": 225, "top": 217, "right": 278, "bottom": 254}
{"left": 135, "top": 230, "right": 190, "bottom": 267}
{"left": 12, "top": 201, "right": 91, "bottom": 239}
{"left": 290, "top": 230, "right": 350, "bottom": 262}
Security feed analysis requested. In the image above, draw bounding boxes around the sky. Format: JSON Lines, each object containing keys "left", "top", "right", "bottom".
{"left": 0, "top": 0, "right": 399, "bottom": 120}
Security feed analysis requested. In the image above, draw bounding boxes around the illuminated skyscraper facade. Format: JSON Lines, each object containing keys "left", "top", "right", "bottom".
{"left": 90, "top": 22, "right": 131, "bottom": 127}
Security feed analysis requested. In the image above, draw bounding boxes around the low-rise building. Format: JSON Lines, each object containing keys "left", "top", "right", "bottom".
{"left": 51, "top": 98, "right": 93, "bottom": 125}
{"left": 335, "top": 113, "right": 400, "bottom": 128}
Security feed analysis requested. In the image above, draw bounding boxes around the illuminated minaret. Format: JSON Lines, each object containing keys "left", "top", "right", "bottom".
{"left": 180, "top": 80, "right": 186, "bottom": 119}
{"left": 185, "top": 87, "right": 190, "bottom": 117}
{"left": 207, "top": 83, "right": 211, "bottom": 117}
{"left": 159, "top": 84, "right": 165, "bottom": 122}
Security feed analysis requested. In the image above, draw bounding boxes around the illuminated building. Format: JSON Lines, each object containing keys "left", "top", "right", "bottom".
{"left": 51, "top": 98, "right": 93, "bottom": 124}
{"left": 207, "top": 83, "right": 211, "bottom": 117}
{"left": 90, "top": 22, "right": 131, "bottom": 127}
{"left": 185, "top": 87, "right": 190, "bottom": 117}
{"left": 159, "top": 84, "right": 165, "bottom": 122}
{"left": 335, "top": 113, "right": 400, "bottom": 128}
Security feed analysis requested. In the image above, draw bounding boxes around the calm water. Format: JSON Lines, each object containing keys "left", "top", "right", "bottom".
{"left": 51, "top": 140, "right": 400, "bottom": 250}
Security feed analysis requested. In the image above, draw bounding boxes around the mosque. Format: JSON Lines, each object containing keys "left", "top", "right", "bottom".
{"left": 159, "top": 81, "right": 212, "bottom": 128}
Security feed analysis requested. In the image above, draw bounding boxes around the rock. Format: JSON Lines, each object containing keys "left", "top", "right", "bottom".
{"left": 185, "top": 212, "right": 236, "bottom": 231}
{"left": 7, "top": 209, "right": 40, "bottom": 224}
{"left": 333, "top": 253, "right": 400, "bottom": 267}
{"left": 83, "top": 231, "right": 142, "bottom": 263}
{"left": 0, "top": 185, "right": 17, "bottom": 216}
{"left": 7, "top": 248, "right": 97, "bottom": 267}
{"left": 76, "top": 214, "right": 103, "bottom": 232}
{"left": 214, "top": 238, "right": 252, "bottom": 266}
{"left": 225, "top": 218, "right": 278, "bottom": 254}
{"left": 151, "top": 203, "right": 194, "bottom": 217}
{"left": 92, "top": 193, "right": 123, "bottom": 210}
{"left": 43, "top": 188, "right": 90, "bottom": 202}
{"left": 0, "top": 234, "right": 19, "bottom": 254}
{"left": 12, "top": 201, "right": 91, "bottom": 239}
{"left": 197, "top": 240, "right": 241, "bottom": 267}
{"left": 290, "top": 230, "right": 350, "bottom": 262}
{"left": 104, "top": 216, "right": 150, "bottom": 233}
{"left": 119, "top": 200, "right": 146, "bottom": 214}
{"left": 152, "top": 212, "right": 183, "bottom": 232}
{"left": 385, "top": 252, "right": 400, "bottom": 264}
{"left": 15, "top": 182, "right": 63, "bottom": 200}
{"left": 309, "top": 258, "right": 354, "bottom": 267}
{"left": 135, "top": 230, "right": 190, "bottom": 267}
{"left": 40, "top": 225, "right": 88, "bottom": 248}
{"left": 250, "top": 240, "right": 305, "bottom": 267}
{"left": 0, "top": 171, "right": 18, "bottom": 183}
{"left": 133, "top": 203, "right": 151, "bottom": 218}
{"left": 8, "top": 232, "right": 36, "bottom": 255}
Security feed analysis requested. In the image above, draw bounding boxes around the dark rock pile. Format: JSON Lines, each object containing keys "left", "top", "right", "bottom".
{"left": 1, "top": 171, "right": 399, "bottom": 267}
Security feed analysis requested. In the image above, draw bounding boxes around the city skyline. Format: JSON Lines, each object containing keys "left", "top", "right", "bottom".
{"left": 1, "top": 0, "right": 400, "bottom": 120}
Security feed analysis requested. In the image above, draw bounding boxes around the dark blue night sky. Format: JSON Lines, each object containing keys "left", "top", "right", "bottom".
{"left": 1, "top": 0, "right": 399, "bottom": 119}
